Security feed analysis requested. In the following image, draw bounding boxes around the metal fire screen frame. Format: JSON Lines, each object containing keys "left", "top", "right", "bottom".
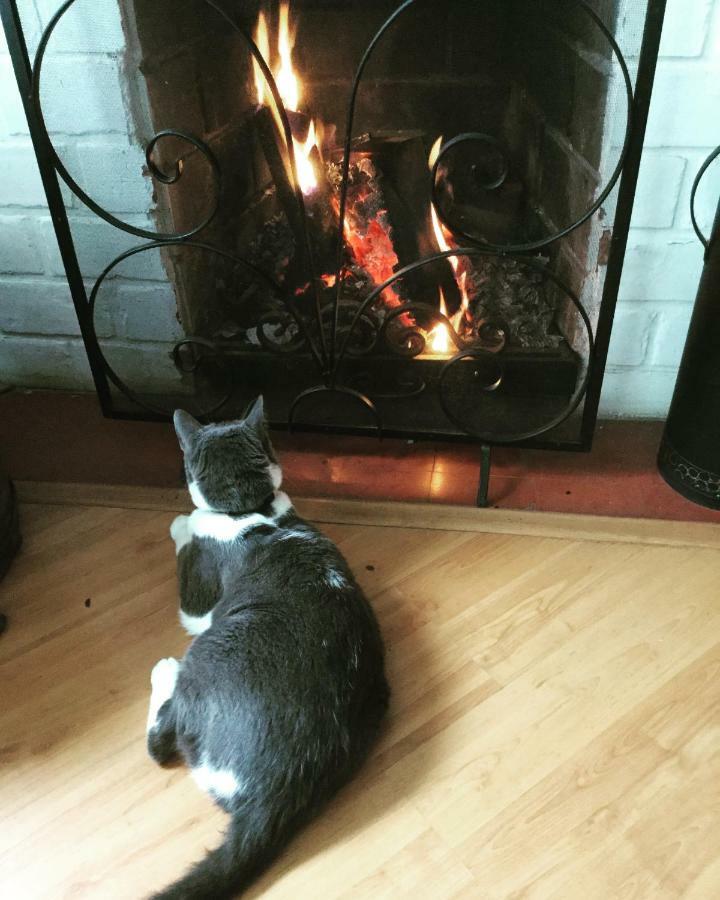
{"left": 2, "top": 0, "right": 667, "bottom": 467}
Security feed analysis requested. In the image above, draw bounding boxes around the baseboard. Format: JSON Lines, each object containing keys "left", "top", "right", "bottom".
{"left": 15, "top": 480, "right": 720, "bottom": 549}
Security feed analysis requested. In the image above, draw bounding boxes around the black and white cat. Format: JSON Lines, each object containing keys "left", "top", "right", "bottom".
{"left": 146, "top": 397, "right": 389, "bottom": 900}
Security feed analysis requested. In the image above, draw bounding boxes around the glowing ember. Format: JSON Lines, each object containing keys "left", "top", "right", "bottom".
{"left": 332, "top": 191, "right": 401, "bottom": 307}
{"left": 321, "top": 273, "right": 337, "bottom": 287}
{"left": 253, "top": 2, "right": 322, "bottom": 195}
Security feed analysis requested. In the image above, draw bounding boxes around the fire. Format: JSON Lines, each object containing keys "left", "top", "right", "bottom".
{"left": 253, "top": 12, "right": 270, "bottom": 105}
{"left": 275, "top": 2, "right": 300, "bottom": 111}
{"left": 294, "top": 118, "right": 323, "bottom": 195}
{"left": 331, "top": 194, "right": 401, "bottom": 307}
{"left": 428, "top": 289, "right": 452, "bottom": 354}
{"left": 428, "top": 134, "right": 443, "bottom": 171}
{"left": 253, "top": 2, "right": 321, "bottom": 194}
{"left": 428, "top": 135, "right": 471, "bottom": 348}
{"left": 429, "top": 203, "right": 470, "bottom": 342}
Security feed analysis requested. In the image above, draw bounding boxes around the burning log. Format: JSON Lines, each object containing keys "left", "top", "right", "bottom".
{"left": 327, "top": 152, "right": 401, "bottom": 305}
{"left": 327, "top": 133, "right": 460, "bottom": 318}
{"left": 252, "top": 104, "right": 337, "bottom": 286}
{"left": 245, "top": 0, "right": 561, "bottom": 359}
{"left": 253, "top": 105, "right": 305, "bottom": 250}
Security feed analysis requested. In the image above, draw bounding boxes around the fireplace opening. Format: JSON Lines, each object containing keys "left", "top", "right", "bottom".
{"left": 24, "top": 0, "right": 656, "bottom": 444}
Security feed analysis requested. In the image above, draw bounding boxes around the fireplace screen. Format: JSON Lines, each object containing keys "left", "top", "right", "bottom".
{"left": 3, "top": 0, "right": 666, "bottom": 448}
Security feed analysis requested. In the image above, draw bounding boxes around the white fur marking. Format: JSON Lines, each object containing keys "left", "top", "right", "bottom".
{"left": 180, "top": 608, "right": 213, "bottom": 636}
{"left": 188, "top": 481, "right": 213, "bottom": 511}
{"left": 191, "top": 761, "right": 241, "bottom": 800}
{"left": 325, "top": 568, "right": 347, "bottom": 589}
{"left": 170, "top": 515, "right": 192, "bottom": 555}
{"left": 278, "top": 529, "right": 315, "bottom": 541}
{"left": 268, "top": 462, "right": 283, "bottom": 490}
{"left": 270, "top": 490, "right": 293, "bottom": 518}
{"left": 147, "top": 657, "right": 179, "bottom": 732}
{"left": 188, "top": 509, "right": 275, "bottom": 543}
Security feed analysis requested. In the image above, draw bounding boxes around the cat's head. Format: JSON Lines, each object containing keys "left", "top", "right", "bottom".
{"left": 173, "top": 396, "right": 281, "bottom": 514}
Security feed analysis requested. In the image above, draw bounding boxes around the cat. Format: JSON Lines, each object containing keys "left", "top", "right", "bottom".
{"left": 146, "top": 396, "right": 389, "bottom": 900}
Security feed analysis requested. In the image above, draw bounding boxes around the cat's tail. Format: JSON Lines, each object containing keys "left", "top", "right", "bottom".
{"left": 149, "top": 798, "right": 298, "bottom": 900}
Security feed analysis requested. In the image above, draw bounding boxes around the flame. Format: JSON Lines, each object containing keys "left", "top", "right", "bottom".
{"left": 428, "top": 135, "right": 471, "bottom": 345}
{"left": 428, "top": 289, "right": 452, "bottom": 354}
{"left": 276, "top": 2, "right": 300, "bottom": 112}
{"left": 253, "top": 12, "right": 270, "bottom": 105}
{"left": 429, "top": 203, "right": 470, "bottom": 340}
{"left": 430, "top": 202, "right": 452, "bottom": 262}
{"left": 253, "top": 2, "right": 321, "bottom": 194}
{"left": 428, "top": 134, "right": 443, "bottom": 171}
{"left": 294, "top": 118, "right": 322, "bottom": 194}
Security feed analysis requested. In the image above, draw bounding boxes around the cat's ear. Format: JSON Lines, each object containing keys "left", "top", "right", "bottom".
{"left": 244, "top": 395, "right": 266, "bottom": 431}
{"left": 173, "top": 409, "right": 201, "bottom": 451}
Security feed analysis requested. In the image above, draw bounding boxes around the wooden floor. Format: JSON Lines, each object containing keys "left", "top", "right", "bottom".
{"left": 1, "top": 500, "right": 720, "bottom": 899}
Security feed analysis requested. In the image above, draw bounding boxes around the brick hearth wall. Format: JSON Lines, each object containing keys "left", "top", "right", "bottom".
{"left": 1, "top": 0, "right": 719, "bottom": 418}
{"left": 601, "top": 0, "right": 720, "bottom": 416}
{"left": 0, "top": 0, "right": 182, "bottom": 392}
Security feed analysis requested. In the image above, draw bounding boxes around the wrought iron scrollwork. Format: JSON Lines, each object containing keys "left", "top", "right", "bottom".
{"left": 429, "top": 132, "right": 510, "bottom": 246}
{"left": 86, "top": 239, "right": 310, "bottom": 416}
{"left": 256, "top": 307, "right": 308, "bottom": 355}
{"left": 690, "top": 145, "right": 720, "bottom": 254}
{"left": 33, "top": 2, "right": 222, "bottom": 241}
{"left": 438, "top": 259, "right": 594, "bottom": 443}
{"left": 32, "top": 0, "right": 633, "bottom": 440}
{"left": 380, "top": 300, "right": 507, "bottom": 359}
{"left": 381, "top": 303, "right": 464, "bottom": 358}
{"left": 288, "top": 385, "right": 382, "bottom": 434}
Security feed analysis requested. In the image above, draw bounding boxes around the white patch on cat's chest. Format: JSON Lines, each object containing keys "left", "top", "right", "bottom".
{"left": 188, "top": 509, "right": 275, "bottom": 543}
{"left": 180, "top": 608, "right": 213, "bottom": 636}
{"left": 188, "top": 481, "right": 213, "bottom": 510}
{"left": 191, "top": 761, "right": 242, "bottom": 800}
{"left": 268, "top": 463, "right": 283, "bottom": 489}
{"left": 270, "top": 491, "right": 293, "bottom": 518}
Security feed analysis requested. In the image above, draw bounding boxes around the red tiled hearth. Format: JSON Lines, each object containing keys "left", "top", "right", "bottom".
{"left": 0, "top": 390, "right": 717, "bottom": 523}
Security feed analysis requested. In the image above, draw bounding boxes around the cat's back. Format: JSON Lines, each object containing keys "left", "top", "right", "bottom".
{"left": 202, "top": 517, "right": 384, "bottom": 687}
{"left": 181, "top": 521, "right": 387, "bottom": 757}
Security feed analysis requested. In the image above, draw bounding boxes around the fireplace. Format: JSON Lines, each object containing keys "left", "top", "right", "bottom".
{"left": 3, "top": 0, "right": 667, "bottom": 458}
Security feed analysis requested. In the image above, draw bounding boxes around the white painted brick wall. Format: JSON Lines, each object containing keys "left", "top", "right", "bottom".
{"left": 0, "top": 0, "right": 180, "bottom": 395}
{"left": 601, "top": 0, "right": 720, "bottom": 417}
{"left": 628, "top": 152, "right": 687, "bottom": 228}
{"left": 1, "top": 0, "right": 718, "bottom": 421}
{"left": 0, "top": 141, "right": 48, "bottom": 206}
{"left": 0, "top": 278, "right": 113, "bottom": 337}
{"left": 0, "top": 335, "right": 93, "bottom": 388}
{"left": 37, "top": 215, "right": 165, "bottom": 280}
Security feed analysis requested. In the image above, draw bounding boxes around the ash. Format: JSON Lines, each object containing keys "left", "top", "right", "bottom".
{"left": 247, "top": 214, "right": 296, "bottom": 282}
{"left": 464, "top": 256, "right": 563, "bottom": 349}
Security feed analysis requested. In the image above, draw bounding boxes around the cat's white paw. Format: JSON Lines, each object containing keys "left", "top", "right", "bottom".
{"left": 147, "top": 657, "right": 179, "bottom": 732}
{"left": 151, "top": 656, "right": 179, "bottom": 692}
{"left": 170, "top": 515, "right": 192, "bottom": 554}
